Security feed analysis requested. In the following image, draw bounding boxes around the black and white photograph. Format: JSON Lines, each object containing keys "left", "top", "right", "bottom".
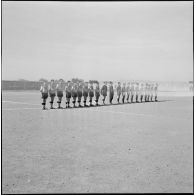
{"left": 2, "top": 1, "right": 194, "bottom": 193}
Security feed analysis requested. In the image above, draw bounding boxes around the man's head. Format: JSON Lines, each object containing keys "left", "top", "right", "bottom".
{"left": 43, "top": 81, "right": 47, "bottom": 87}
{"left": 59, "top": 79, "right": 63, "bottom": 84}
{"left": 89, "top": 81, "right": 93, "bottom": 86}
{"left": 67, "top": 81, "right": 71, "bottom": 86}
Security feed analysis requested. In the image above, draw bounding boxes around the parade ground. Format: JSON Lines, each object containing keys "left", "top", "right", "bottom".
{"left": 2, "top": 91, "right": 193, "bottom": 193}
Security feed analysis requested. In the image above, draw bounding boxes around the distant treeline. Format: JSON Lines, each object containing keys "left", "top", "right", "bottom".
{"left": 1, "top": 78, "right": 99, "bottom": 90}
{"left": 1, "top": 79, "right": 193, "bottom": 91}
{"left": 2, "top": 80, "right": 42, "bottom": 90}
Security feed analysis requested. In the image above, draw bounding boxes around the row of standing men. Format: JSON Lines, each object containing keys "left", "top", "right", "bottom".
{"left": 40, "top": 79, "right": 159, "bottom": 110}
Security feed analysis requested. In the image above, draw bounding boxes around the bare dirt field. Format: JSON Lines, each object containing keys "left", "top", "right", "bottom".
{"left": 2, "top": 91, "right": 193, "bottom": 193}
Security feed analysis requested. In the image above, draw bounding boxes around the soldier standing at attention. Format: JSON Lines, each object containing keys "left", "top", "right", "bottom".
{"left": 65, "top": 81, "right": 72, "bottom": 108}
{"left": 56, "top": 79, "right": 64, "bottom": 109}
{"left": 139, "top": 83, "right": 144, "bottom": 103}
{"left": 121, "top": 83, "right": 126, "bottom": 104}
{"left": 71, "top": 82, "right": 78, "bottom": 108}
{"left": 77, "top": 82, "right": 83, "bottom": 107}
{"left": 40, "top": 81, "right": 49, "bottom": 110}
{"left": 154, "top": 83, "right": 159, "bottom": 101}
{"left": 147, "top": 84, "right": 151, "bottom": 102}
{"left": 109, "top": 81, "right": 114, "bottom": 104}
{"left": 150, "top": 84, "right": 154, "bottom": 101}
{"left": 101, "top": 81, "right": 108, "bottom": 105}
{"left": 135, "top": 82, "right": 139, "bottom": 103}
{"left": 130, "top": 82, "right": 134, "bottom": 103}
{"left": 126, "top": 82, "right": 130, "bottom": 103}
{"left": 145, "top": 83, "right": 148, "bottom": 102}
{"left": 48, "top": 79, "right": 56, "bottom": 109}
{"left": 89, "top": 82, "right": 94, "bottom": 106}
{"left": 116, "top": 82, "right": 122, "bottom": 103}
{"left": 83, "top": 82, "right": 89, "bottom": 107}
{"left": 95, "top": 82, "right": 100, "bottom": 106}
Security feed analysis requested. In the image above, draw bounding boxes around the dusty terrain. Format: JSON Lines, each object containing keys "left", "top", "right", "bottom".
{"left": 2, "top": 91, "right": 193, "bottom": 193}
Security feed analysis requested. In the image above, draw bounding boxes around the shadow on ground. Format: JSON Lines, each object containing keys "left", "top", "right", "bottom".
{"left": 46, "top": 100, "right": 174, "bottom": 110}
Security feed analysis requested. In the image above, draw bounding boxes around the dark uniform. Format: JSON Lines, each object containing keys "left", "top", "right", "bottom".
{"left": 89, "top": 83, "right": 94, "bottom": 106}
{"left": 77, "top": 83, "right": 83, "bottom": 107}
{"left": 40, "top": 83, "right": 48, "bottom": 110}
{"left": 83, "top": 82, "right": 89, "bottom": 107}
{"left": 95, "top": 83, "right": 100, "bottom": 106}
{"left": 154, "top": 83, "right": 158, "bottom": 101}
{"left": 139, "top": 83, "right": 144, "bottom": 102}
{"left": 116, "top": 82, "right": 121, "bottom": 103}
{"left": 56, "top": 80, "right": 64, "bottom": 109}
{"left": 101, "top": 82, "right": 107, "bottom": 104}
{"left": 48, "top": 80, "right": 56, "bottom": 109}
{"left": 65, "top": 82, "right": 72, "bottom": 108}
{"left": 147, "top": 84, "right": 150, "bottom": 102}
{"left": 135, "top": 83, "right": 139, "bottom": 103}
{"left": 126, "top": 83, "right": 130, "bottom": 103}
{"left": 130, "top": 83, "right": 134, "bottom": 103}
{"left": 121, "top": 84, "right": 126, "bottom": 103}
{"left": 71, "top": 83, "right": 78, "bottom": 107}
{"left": 109, "top": 82, "right": 114, "bottom": 104}
{"left": 150, "top": 85, "right": 154, "bottom": 101}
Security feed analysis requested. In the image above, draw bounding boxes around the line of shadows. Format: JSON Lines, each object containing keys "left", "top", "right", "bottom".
{"left": 48, "top": 99, "right": 174, "bottom": 110}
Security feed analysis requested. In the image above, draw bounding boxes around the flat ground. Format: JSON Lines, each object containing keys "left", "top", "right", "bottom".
{"left": 2, "top": 91, "right": 193, "bottom": 193}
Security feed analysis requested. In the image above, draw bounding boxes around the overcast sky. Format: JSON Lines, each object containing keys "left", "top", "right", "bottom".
{"left": 2, "top": 1, "right": 193, "bottom": 82}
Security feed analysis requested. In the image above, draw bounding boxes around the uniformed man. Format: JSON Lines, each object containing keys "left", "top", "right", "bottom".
{"left": 154, "top": 83, "right": 159, "bottom": 101}
{"left": 71, "top": 82, "right": 78, "bottom": 108}
{"left": 40, "top": 81, "right": 48, "bottom": 110}
{"left": 150, "top": 84, "right": 154, "bottom": 101}
{"left": 95, "top": 82, "right": 100, "bottom": 106}
{"left": 65, "top": 81, "right": 72, "bottom": 108}
{"left": 109, "top": 81, "right": 114, "bottom": 104}
{"left": 101, "top": 81, "right": 107, "bottom": 105}
{"left": 83, "top": 82, "right": 89, "bottom": 107}
{"left": 48, "top": 79, "right": 56, "bottom": 109}
{"left": 135, "top": 82, "right": 139, "bottom": 103}
{"left": 116, "top": 82, "right": 122, "bottom": 103}
{"left": 77, "top": 82, "right": 83, "bottom": 107}
{"left": 89, "top": 82, "right": 94, "bottom": 106}
{"left": 145, "top": 83, "right": 148, "bottom": 102}
{"left": 121, "top": 83, "right": 126, "bottom": 104}
{"left": 130, "top": 82, "right": 134, "bottom": 103}
{"left": 139, "top": 83, "right": 144, "bottom": 103}
{"left": 56, "top": 79, "right": 64, "bottom": 109}
{"left": 126, "top": 82, "right": 130, "bottom": 103}
{"left": 147, "top": 83, "right": 151, "bottom": 102}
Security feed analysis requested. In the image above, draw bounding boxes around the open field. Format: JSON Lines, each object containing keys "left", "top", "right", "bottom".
{"left": 2, "top": 91, "right": 193, "bottom": 193}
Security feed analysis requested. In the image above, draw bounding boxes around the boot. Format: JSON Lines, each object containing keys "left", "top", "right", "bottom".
{"left": 50, "top": 102, "right": 54, "bottom": 109}
{"left": 57, "top": 101, "right": 60, "bottom": 109}
{"left": 42, "top": 102, "right": 46, "bottom": 110}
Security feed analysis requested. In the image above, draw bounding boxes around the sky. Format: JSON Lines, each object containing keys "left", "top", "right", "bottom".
{"left": 2, "top": 1, "right": 193, "bottom": 82}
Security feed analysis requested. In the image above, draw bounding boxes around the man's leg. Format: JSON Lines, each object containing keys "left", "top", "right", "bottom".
{"left": 127, "top": 94, "right": 129, "bottom": 102}
{"left": 50, "top": 96, "right": 54, "bottom": 109}
{"left": 72, "top": 97, "right": 76, "bottom": 107}
{"left": 42, "top": 98, "right": 46, "bottom": 110}
{"left": 140, "top": 95, "right": 143, "bottom": 102}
